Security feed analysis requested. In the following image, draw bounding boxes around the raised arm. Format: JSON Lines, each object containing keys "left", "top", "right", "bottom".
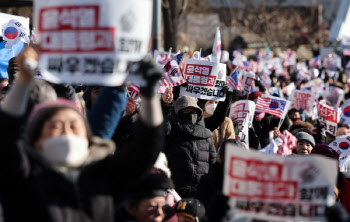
{"left": 205, "top": 88, "right": 232, "bottom": 131}
{"left": 111, "top": 55, "right": 164, "bottom": 187}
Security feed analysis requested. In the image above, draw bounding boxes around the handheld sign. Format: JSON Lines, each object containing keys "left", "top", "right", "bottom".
{"left": 289, "top": 89, "right": 315, "bottom": 115}
{"left": 180, "top": 58, "right": 226, "bottom": 101}
{"left": 223, "top": 148, "right": 337, "bottom": 222}
{"left": 34, "top": 0, "right": 153, "bottom": 86}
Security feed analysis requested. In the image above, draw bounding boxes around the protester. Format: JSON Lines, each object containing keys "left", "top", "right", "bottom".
{"left": 0, "top": 47, "right": 164, "bottom": 222}
{"left": 163, "top": 95, "right": 216, "bottom": 198}
{"left": 115, "top": 172, "right": 172, "bottom": 222}
{"left": 175, "top": 198, "right": 206, "bottom": 222}
{"left": 202, "top": 99, "right": 235, "bottom": 150}
{"left": 294, "top": 132, "right": 316, "bottom": 154}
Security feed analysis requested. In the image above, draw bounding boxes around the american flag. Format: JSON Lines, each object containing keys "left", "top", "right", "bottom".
{"left": 159, "top": 52, "right": 186, "bottom": 87}
{"left": 227, "top": 68, "right": 242, "bottom": 90}
{"left": 129, "top": 83, "right": 141, "bottom": 98}
{"left": 256, "top": 94, "right": 290, "bottom": 119}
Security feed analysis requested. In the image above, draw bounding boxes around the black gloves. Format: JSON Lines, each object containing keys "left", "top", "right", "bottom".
{"left": 138, "top": 55, "right": 163, "bottom": 98}
{"left": 222, "top": 84, "right": 233, "bottom": 102}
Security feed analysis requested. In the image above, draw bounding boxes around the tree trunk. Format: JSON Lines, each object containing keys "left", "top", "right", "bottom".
{"left": 162, "top": 0, "right": 179, "bottom": 51}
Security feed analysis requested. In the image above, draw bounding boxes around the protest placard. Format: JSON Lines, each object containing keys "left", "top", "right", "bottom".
{"left": 223, "top": 148, "right": 337, "bottom": 222}
{"left": 229, "top": 100, "right": 255, "bottom": 145}
{"left": 241, "top": 70, "right": 255, "bottom": 95}
{"left": 34, "top": 0, "right": 153, "bottom": 85}
{"left": 289, "top": 90, "right": 315, "bottom": 115}
{"left": 180, "top": 58, "right": 226, "bottom": 101}
{"left": 323, "top": 85, "right": 344, "bottom": 107}
{"left": 317, "top": 101, "right": 340, "bottom": 136}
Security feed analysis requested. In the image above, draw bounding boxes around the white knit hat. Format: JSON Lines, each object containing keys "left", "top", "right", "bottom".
{"left": 154, "top": 152, "right": 171, "bottom": 178}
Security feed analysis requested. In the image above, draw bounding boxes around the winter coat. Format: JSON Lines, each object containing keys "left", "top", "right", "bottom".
{"left": 203, "top": 111, "right": 235, "bottom": 150}
{"left": 195, "top": 162, "right": 224, "bottom": 208}
{"left": 164, "top": 96, "right": 216, "bottom": 198}
{"left": 0, "top": 87, "right": 162, "bottom": 222}
{"left": 0, "top": 110, "right": 162, "bottom": 222}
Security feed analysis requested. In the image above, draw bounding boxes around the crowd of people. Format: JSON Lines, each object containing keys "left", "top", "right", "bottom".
{"left": 1, "top": 30, "right": 350, "bottom": 222}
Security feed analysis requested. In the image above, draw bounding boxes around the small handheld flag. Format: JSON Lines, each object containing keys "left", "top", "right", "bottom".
{"left": 2, "top": 19, "right": 29, "bottom": 49}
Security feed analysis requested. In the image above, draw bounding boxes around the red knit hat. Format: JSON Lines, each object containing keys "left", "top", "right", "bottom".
{"left": 248, "top": 91, "right": 262, "bottom": 100}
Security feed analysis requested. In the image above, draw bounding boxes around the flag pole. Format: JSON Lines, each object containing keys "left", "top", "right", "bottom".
{"left": 199, "top": 48, "right": 202, "bottom": 58}
{"left": 277, "top": 118, "right": 284, "bottom": 130}
{"left": 11, "top": 46, "right": 14, "bottom": 57}
{"left": 168, "top": 47, "right": 172, "bottom": 60}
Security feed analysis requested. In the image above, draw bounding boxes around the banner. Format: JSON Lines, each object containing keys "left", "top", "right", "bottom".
{"left": 34, "top": 0, "right": 153, "bottom": 85}
{"left": 289, "top": 90, "right": 315, "bottom": 114}
{"left": 241, "top": 70, "right": 255, "bottom": 95}
{"left": 229, "top": 100, "right": 255, "bottom": 145}
{"left": 317, "top": 101, "right": 340, "bottom": 136}
{"left": 180, "top": 58, "right": 226, "bottom": 101}
{"left": 223, "top": 148, "right": 337, "bottom": 222}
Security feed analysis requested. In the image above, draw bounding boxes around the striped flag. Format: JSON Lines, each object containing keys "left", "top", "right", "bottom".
{"left": 227, "top": 68, "right": 242, "bottom": 90}
{"left": 279, "top": 130, "right": 297, "bottom": 155}
{"left": 160, "top": 52, "right": 186, "bottom": 87}
{"left": 212, "top": 27, "right": 221, "bottom": 63}
{"left": 256, "top": 94, "right": 291, "bottom": 119}
{"left": 129, "top": 83, "right": 141, "bottom": 98}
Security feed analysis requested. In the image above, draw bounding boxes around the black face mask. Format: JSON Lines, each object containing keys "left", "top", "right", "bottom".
{"left": 179, "top": 112, "right": 198, "bottom": 125}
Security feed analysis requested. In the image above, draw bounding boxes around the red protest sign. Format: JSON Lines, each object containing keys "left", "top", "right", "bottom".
{"left": 184, "top": 64, "right": 215, "bottom": 87}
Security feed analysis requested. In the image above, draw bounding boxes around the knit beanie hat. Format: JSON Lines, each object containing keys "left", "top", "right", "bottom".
{"left": 153, "top": 152, "right": 171, "bottom": 178}
{"left": 295, "top": 132, "right": 315, "bottom": 147}
{"left": 128, "top": 172, "right": 172, "bottom": 199}
{"left": 248, "top": 91, "right": 262, "bottom": 100}
{"left": 25, "top": 99, "right": 86, "bottom": 146}
{"left": 175, "top": 198, "right": 206, "bottom": 222}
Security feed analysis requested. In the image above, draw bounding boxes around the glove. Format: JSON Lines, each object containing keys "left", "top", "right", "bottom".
{"left": 138, "top": 55, "right": 163, "bottom": 98}
{"left": 222, "top": 84, "right": 233, "bottom": 101}
{"left": 180, "top": 82, "right": 188, "bottom": 88}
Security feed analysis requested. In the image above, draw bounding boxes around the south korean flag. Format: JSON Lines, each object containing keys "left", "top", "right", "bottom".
{"left": 2, "top": 19, "right": 29, "bottom": 49}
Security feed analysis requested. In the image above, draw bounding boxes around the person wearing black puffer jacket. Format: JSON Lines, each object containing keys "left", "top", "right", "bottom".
{"left": 164, "top": 95, "right": 216, "bottom": 198}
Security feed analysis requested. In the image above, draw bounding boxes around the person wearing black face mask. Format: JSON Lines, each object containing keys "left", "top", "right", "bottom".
{"left": 163, "top": 95, "right": 216, "bottom": 198}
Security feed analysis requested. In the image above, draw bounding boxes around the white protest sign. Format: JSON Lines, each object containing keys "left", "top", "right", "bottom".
{"left": 323, "top": 86, "right": 344, "bottom": 107}
{"left": 289, "top": 90, "right": 315, "bottom": 115}
{"left": 0, "top": 12, "right": 29, "bottom": 37}
{"left": 241, "top": 70, "right": 255, "bottom": 95}
{"left": 223, "top": 148, "right": 337, "bottom": 222}
{"left": 229, "top": 100, "right": 255, "bottom": 145}
{"left": 34, "top": 0, "right": 153, "bottom": 86}
{"left": 180, "top": 58, "right": 226, "bottom": 101}
{"left": 317, "top": 101, "right": 340, "bottom": 136}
